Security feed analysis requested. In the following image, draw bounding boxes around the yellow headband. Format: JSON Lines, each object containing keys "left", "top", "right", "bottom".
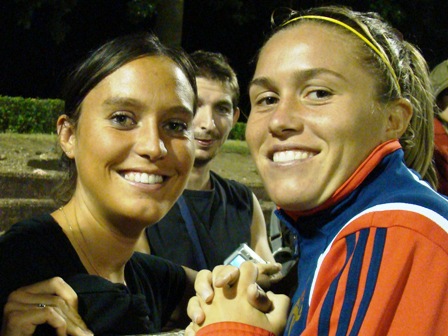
{"left": 281, "top": 15, "right": 401, "bottom": 96}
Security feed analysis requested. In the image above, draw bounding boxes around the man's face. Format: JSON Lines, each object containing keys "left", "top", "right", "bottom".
{"left": 192, "top": 77, "right": 240, "bottom": 166}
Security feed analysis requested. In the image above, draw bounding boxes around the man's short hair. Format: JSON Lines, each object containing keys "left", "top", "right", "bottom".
{"left": 190, "top": 50, "right": 240, "bottom": 110}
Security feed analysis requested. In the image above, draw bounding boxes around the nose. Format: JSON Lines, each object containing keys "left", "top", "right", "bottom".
{"left": 194, "top": 105, "right": 215, "bottom": 131}
{"left": 134, "top": 122, "right": 167, "bottom": 161}
{"left": 268, "top": 97, "right": 304, "bottom": 137}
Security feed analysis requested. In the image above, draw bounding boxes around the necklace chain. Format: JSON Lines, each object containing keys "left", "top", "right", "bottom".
{"left": 59, "top": 206, "right": 103, "bottom": 277}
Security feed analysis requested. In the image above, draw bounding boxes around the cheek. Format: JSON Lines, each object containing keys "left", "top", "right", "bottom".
{"left": 246, "top": 116, "right": 265, "bottom": 152}
{"left": 85, "top": 132, "right": 130, "bottom": 164}
{"left": 170, "top": 139, "right": 194, "bottom": 173}
{"left": 216, "top": 116, "right": 234, "bottom": 135}
{"left": 322, "top": 106, "right": 380, "bottom": 144}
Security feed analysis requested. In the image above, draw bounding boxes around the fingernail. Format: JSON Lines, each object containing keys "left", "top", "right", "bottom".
{"left": 194, "top": 313, "right": 200, "bottom": 324}
{"left": 256, "top": 283, "right": 265, "bottom": 297}
{"left": 201, "top": 290, "right": 213, "bottom": 302}
{"left": 249, "top": 283, "right": 260, "bottom": 297}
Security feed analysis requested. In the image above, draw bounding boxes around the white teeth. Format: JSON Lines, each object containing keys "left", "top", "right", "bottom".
{"left": 124, "top": 172, "right": 163, "bottom": 184}
{"left": 273, "top": 150, "right": 314, "bottom": 163}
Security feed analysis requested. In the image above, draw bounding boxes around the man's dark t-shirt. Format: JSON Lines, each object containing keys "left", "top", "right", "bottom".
{"left": 147, "top": 171, "right": 254, "bottom": 270}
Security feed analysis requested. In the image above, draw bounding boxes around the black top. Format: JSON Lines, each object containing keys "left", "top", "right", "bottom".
{"left": 146, "top": 171, "right": 254, "bottom": 270}
{"left": 0, "top": 214, "right": 186, "bottom": 335}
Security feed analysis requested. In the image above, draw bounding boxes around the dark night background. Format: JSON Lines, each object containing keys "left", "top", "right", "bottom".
{"left": 1, "top": 0, "right": 447, "bottom": 118}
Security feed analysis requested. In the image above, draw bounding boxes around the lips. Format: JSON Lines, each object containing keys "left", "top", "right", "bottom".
{"left": 195, "top": 138, "right": 215, "bottom": 147}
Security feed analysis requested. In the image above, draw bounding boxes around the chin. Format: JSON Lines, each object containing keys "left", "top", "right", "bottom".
{"left": 194, "top": 157, "right": 212, "bottom": 168}
{"left": 120, "top": 200, "right": 167, "bottom": 222}
{"left": 269, "top": 187, "right": 315, "bottom": 210}
{"left": 269, "top": 191, "right": 295, "bottom": 208}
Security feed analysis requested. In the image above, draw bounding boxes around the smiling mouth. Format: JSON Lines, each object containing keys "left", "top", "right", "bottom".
{"left": 273, "top": 150, "right": 315, "bottom": 163}
{"left": 195, "top": 138, "right": 215, "bottom": 146}
{"left": 123, "top": 172, "right": 164, "bottom": 184}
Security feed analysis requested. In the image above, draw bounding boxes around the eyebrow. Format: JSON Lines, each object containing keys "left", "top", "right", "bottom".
{"left": 103, "top": 96, "right": 195, "bottom": 117}
{"left": 248, "top": 68, "right": 348, "bottom": 91}
{"left": 103, "top": 97, "right": 146, "bottom": 109}
{"left": 214, "top": 99, "right": 233, "bottom": 108}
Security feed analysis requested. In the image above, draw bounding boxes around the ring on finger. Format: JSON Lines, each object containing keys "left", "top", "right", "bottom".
{"left": 37, "top": 303, "right": 46, "bottom": 308}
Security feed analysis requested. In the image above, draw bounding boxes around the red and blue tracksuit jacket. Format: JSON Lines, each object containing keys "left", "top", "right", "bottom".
{"left": 198, "top": 140, "right": 448, "bottom": 336}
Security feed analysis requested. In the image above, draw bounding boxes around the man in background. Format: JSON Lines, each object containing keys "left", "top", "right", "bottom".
{"left": 430, "top": 59, "right": 448, "bottom": 195}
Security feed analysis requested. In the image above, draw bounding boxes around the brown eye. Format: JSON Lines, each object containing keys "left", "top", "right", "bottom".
{"left": 260, "top": 96, "right": 278, "bottom": 105}
{"left": 216, "top": 104, "right": 232, "bottom": 115}
{"left": 308, "top": 90, "right": 332, "bottom": 100}
{"left": 111, "top": 113, "right": 136, "bottom": 128}
{"left": 164, "top": 120, "right": 189, "bottom": 134}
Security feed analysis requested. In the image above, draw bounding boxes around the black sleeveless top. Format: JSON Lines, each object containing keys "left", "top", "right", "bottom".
{"left": 146, "top": 171, "right": 254, "bottom": 270}
{"left": 0, "top": 214, "right": 186, "bottom": 335}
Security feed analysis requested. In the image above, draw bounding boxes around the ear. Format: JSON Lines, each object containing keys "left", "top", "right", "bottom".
{"left": 385, "top": 98, "right": 413, "bottom": 139}
{"left": 57, "top": 115, "right": 76, "bottom": 159}
{"left": 232, "top": 107, "right": 240, "bottom": 127}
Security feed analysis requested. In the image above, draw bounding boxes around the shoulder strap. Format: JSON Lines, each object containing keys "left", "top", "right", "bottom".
{"left": 269, "top": 209, "right": 284, "bottom": 253}
{"left": 177, "top": 195, "right": 208, "bottom": 270}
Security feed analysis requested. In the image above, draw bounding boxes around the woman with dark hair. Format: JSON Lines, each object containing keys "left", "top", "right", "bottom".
{"left": 187, "top": 5, "right": 448, "bottom": 336}
{"left": 0, "top": 33, "right": 197, "bottom": 335}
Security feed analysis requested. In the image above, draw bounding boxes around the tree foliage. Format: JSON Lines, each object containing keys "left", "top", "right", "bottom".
{"left": 10, "top": 0, "right": 157, "bottom": 44}
{"left": 0, "top": 0, "right": 445, "bottom": 100}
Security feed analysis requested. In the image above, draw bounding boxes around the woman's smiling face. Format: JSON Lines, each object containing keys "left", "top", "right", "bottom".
{"left": 64, "top": 56, "right": 195, "bottom": 228}
{"left": 246, "top": 23, "right": 391, "bottom": 211}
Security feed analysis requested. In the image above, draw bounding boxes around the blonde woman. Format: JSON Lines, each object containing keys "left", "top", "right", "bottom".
{"left": 188, "top": 6, "right": 448, "bottom": 336}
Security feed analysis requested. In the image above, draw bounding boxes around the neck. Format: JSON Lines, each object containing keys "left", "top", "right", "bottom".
{"left": 187, "top": 163, "right": 212, "bottom": 190}
{"left": 54, "top": 200, "right": 137, "bottom": 284}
